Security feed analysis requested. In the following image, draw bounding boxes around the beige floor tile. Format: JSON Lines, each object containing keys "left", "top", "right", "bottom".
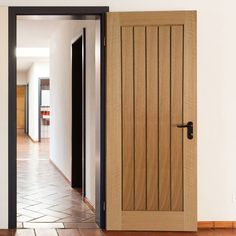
{"left": 15, "top": 229, "right": 35, "bottom": 236}
{"left": 30, "top": 216, "right": 60, "bottom": 223}
{"left": 24, "top": 222, "right": 64, "bottom": 229}
{"left": 35, "top": 229, "right": 58, "bottom": 236}
{"left": 17, "top": 215, "right": 34, "bottom": 223}
{"left": 17, "top": 132, "right": 95, "bottom": 228}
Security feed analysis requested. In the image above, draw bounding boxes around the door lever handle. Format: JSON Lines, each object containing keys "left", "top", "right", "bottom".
{"left": 177, "top": 121, "right": 193, "bottom": 140}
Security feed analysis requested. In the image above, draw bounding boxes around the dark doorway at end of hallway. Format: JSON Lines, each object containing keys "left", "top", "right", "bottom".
{"left": 71, "top": 28, "right": 86, "bottom": 196}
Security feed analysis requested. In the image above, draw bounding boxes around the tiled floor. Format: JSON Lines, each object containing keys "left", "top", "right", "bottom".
{"left": 17, "top": 130, "right": 97, "bottom": 229}
{"left": 14, "top": 131, "right": 235, "bottom": 235}
{"left": 1, "top": 229, "right": 236, "bottom": 236}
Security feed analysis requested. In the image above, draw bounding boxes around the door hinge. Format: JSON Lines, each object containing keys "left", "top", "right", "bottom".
{"left": 104, "top": 37, "right": 106, "bottom": 46}
{"left": 103, "top": 201, "right": 106, "bottom": 211}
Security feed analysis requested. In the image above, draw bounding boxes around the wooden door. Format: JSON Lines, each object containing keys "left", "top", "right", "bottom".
{"left": 17, "top": 86, "right": 25, "bottom": 129}
{"left": 106, "top": 11, "right": 197, "bottom": 231}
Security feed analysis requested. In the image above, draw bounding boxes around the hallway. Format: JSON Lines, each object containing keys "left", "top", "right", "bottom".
{"left": 17, "top": 131, "right": 96, "bottom": 229}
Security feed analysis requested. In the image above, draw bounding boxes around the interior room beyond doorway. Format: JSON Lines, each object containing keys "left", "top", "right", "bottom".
{"left": 15, "top": 14, "right": 101, "bottom": 229}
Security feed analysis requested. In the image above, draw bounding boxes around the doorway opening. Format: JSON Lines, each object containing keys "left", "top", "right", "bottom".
{"left": 9, "top": 7, "right": 108, "bottom": 230}
{"left": 17, "top": 85, "right": 26, "bottom": 132}
{"left": 71, "top": 29, "right": 86, "bottom": 193}
{"left": 39, "top": 78, "right": 50, "bottom": 142}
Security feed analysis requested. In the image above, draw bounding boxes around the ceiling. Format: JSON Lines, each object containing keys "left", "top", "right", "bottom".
{"left": 17, "top": 58, "right": 49, "bottom": 72}
{"left": 17, "top": 19, "right": 61, "bottom": 72}
{"left": 17, "top": 19, "right": 60, "bottom": 47}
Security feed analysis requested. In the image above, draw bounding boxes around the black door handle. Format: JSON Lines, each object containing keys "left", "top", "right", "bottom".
{"left": 177, "top": 121, "right": 193, "bottom": 140}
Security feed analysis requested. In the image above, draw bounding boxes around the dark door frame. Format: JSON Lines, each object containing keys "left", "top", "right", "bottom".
{"left": 71, "top": 28, "right": 86, "bottom": 195}
{"left": 9, "top": 6, "right": 108, "bottom": 229}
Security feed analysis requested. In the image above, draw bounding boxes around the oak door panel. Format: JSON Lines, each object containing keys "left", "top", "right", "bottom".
{"left": 106, "top": 11, "right": 197, "bottom": 231}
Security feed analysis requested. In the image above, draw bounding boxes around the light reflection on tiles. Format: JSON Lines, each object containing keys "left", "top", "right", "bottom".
{"left": 17, "top": 130, "right": 96, "bottom": 229}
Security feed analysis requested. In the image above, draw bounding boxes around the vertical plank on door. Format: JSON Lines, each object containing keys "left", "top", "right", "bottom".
{"left": 146, "top": 26, "right": 159, "bottom": 210}
{"left": 159, "top": 26, "right": 171, "bottom": 211}
{"left": 134, "top": 26, "right": 147, "bottom": 210}
{"left": 171, "top": 26, "right": 184, "bottom": 211}
{"left": 121, "top": 27, "right": 135, "bottom": 210}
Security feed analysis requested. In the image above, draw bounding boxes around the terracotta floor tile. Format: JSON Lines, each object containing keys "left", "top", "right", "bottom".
{"left": 63, "top": 208, "right": 93, "bottom": 217}
{"left": 79, "top": 229, "right": 104, "bottom": 236}
{"left": 63, "top": 223, "right": 98, "bottom": 229}
{"left": 4, "top": 229, "right": 236, "bottom": 236}
{"left": 57, "top": 217, "right": 85, "bottom": 223}
{"left": 48, "top": 205, "right": 71, "bottom": 212}
{"left": 57, "top": 229, "right": 81, "bottom": 236}
{"left": 17, "top": 131, "right": 95, "bottom": 228}
{"left": 0, "top": 229, "right": 15, "bottom": 236}
{"left": 81, "top": 217, "right": 96, "bottom": 223}
{"left": 36, "top": 209, "right": 70, "bottom": 219}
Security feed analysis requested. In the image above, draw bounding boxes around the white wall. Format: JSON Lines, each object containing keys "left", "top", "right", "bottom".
{"left": 86, "top": 21, "right": 100, "bottom": 207}
{"left": 50, "top": 20, "right": 99, "bottom": 207}
{"left": 0, "top": 6, "right": 8, "bottom": 229}
{"left": 17, "top": 71, "right": 28, "bottom": 85}
{"left": 27, "top": 62, "right": 49, "bottom": 141}
{"left": 1, "top": 0, "right": 236, "bottom": 228}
